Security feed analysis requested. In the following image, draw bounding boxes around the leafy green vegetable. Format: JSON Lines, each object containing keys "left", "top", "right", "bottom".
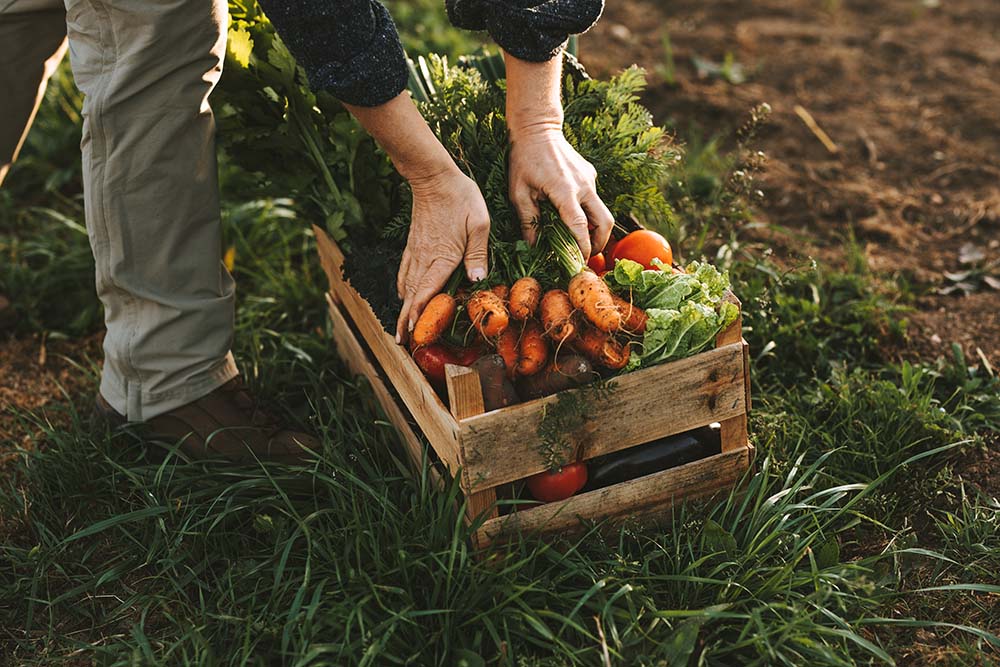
{"left": 610, "top": 259, "right": 739, "bottom": 369}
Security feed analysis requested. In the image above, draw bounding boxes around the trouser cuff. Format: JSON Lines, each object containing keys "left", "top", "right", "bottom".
{"left": 99, "top": 352, "right": 240, "bottom": 422}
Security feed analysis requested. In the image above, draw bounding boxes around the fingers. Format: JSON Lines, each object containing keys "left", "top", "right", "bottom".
{"left": 551, "top": 193, "right": 592, "bottom": 260}
{"left": 581, "top": 192, "right": 614, "bottom": 254}
{"left": 463, "top": 213, "right": 491, "bottom": 282}
{"left": 397, "top": 248, "right": 412, "bottom": 300}
{"left": 396, "top": 293, "right": 413, "bottom": 344}
{"left": 511, "top": 188, "right": 541, "bottom": 245}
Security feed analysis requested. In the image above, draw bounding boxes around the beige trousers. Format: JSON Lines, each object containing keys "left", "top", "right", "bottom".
{"left": 1, "top": 0, "right": 238, "bottom": 420}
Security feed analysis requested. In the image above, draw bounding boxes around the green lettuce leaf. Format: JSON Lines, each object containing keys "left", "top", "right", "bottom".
{"left": 607, "top": 256, "right": 737, "bottom": 370}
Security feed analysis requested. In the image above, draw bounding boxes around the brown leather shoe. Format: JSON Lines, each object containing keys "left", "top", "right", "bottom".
{"left": 94, "top": 377, "right": 319, "bottom": 463}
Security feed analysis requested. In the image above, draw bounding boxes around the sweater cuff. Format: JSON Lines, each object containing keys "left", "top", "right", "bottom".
{"left": 450, "top": 0, "right": 604, "bottom": 63}
{"left": 308, "top": 2, "right": 409, "bottom": 107}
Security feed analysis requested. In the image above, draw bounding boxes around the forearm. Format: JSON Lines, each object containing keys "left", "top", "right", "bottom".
{"left": 344, "top": 93, "right": 457, "bottom": 183}
{"left": 503, "top": 50, "right": 564, "bottom": 138}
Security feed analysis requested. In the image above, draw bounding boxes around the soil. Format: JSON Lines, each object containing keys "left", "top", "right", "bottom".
{"left": 581, "top": 0, "right": 1000, "bottom": 368}
{"left": 0, "top": 333, "right": 102, "bottom": 450}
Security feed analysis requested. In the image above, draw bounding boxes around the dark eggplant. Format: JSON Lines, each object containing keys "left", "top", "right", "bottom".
{"left": 582, "top": 424, "right": 721, "bottom": 492}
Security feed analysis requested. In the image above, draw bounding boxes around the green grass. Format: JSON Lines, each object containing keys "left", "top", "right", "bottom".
{"left": 3, "top": 24, "right": 1000, "bottom": 667}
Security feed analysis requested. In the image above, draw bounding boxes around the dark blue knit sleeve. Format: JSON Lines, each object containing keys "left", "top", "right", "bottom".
{"left": 446, "top": 0, "right": 604, "bottom": 62}
{"left": 258, "top": 0, "right": 409, "bottom": 107}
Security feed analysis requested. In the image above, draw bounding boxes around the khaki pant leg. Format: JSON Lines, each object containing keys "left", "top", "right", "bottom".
{"left": 0, "top": 2, "right": 68, "bottom": 187}
{"left": 64, "top": 0, "right": 237, "bottom": 421}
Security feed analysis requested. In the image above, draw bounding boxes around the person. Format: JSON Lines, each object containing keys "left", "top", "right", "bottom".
{"left": 0, "top": 0, "right": 612, "bottom": 462}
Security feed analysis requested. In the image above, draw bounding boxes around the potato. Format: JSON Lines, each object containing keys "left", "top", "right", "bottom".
{"left": 516, "top": 354, "right": 594, "bottom": 401}
{"left": 470, "top": 354, "right": 519, "bottom": 411}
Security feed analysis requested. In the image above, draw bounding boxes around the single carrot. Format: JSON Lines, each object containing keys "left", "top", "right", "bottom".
{"left": 491, "top": 284, "right": 510, "bottom": 302}
{"left": 572, "top": 325, "right": 630, "bottom": 370}
{"left": 611, "top": 293, "right": 648, "bottom": 334}
{"left": 516, "top": 319, "right": 549, "bottom": 376}
{"left": 568, "top": 270, "right": 622, "bottom": 333}
{"left": 411, "top": 293, "right": 457, "bottom": 347}
{"left": 540, "top": 289, "right": 576, "bottom": 344}
{"left": 467, "top": 289, "right": 509, "bottom": 338}
{"left": 496, "top": 325, "right": 520, "bottom": 379}
{"left": 509, "top": 276, "right": 542, "bottom": 320}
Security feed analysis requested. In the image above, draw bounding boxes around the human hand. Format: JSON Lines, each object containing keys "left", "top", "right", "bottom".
{"left": 342, "top": 93, "right": 491, "bottom": 343}
{"left": 395, "top": 166, "right": 491, "bottom": 342}
{"left": 508, "top": 125, "right": 614, "bottom": 259}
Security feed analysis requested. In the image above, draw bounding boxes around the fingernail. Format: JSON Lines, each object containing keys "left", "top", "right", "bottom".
{"left": 395, "top": 333, "right": 402, "bottom": 344}
{"left": 408, "top": 318, "right": 415, "bottom": 332}
{"left": 470, "top": 268, "right": 486, "bottom": 282}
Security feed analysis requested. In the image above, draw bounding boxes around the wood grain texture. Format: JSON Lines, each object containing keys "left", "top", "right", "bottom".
{"left": 458, "top": 341, "right": 748, "bottom": 493}
{"left": 314, "top": 225, "right": 463, "bottom": 473}
{"left": 326, "top": 294, "right": 443, "bottom": 488}
{"left": 715, "top": 297, "right": 749, "bottom": 453}
{"left": 314, "top": 225, "right": 343, "bottom": 296}
{"left": 445, "top": 365, "right": 485, "bottom": 420}
{"left": 443, "top": 364, "right": 499, "bottom": 530}
{"left": 475, "top": 445, "right": 751, "bottom": 547}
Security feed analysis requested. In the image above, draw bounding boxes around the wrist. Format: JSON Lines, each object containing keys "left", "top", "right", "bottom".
{"left": 393, "top": 139, "right": 458, "bottom": 185}
{"left": 507, "top": 115, "right": 564, "bottom": 142}
{"left": 503, "top": 50, "right": 564, "bottom": 141}
{"left": 405, "top": 155, "right": 463, "bottom": 194}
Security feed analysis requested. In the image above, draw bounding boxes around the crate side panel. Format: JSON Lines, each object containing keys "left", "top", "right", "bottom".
{"left": 476, "top": 445, "right": 750, "bottom": 547}
{"left": 314, "top": 226, "right": 462, "bottom": 472}
{"left": 327, "top": 294, "right": 444, "bottom": 487}
{"left": 459, "top": 341, "right": 747, "bottom": 492}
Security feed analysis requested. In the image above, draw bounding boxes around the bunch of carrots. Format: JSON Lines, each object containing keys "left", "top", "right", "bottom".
{"left": 410, "top": 223, "right": 652, "bottom": 388}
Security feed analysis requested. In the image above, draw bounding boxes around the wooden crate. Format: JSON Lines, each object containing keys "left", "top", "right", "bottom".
{"left": 314, "top": 225, "right": 753, "bottom": 548}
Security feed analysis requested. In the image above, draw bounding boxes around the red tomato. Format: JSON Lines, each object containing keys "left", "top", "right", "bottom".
{"left": 610, "top": 230, "right": 673, "bottom": 271}
{"left": 412, "top": 344, "right": 452, "bottom": 384}
{"left": 413, "top": 345, "right": 481, "bottom": 385}
{"left": 527, "top": 462, "right": 588, "bottom": 503}
{"left": 587, "top": 252, "right": 606, "bottom": 273}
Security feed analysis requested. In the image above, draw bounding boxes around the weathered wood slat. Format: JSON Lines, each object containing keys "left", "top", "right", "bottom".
{"left": 313, "top": 225, "right": 463, "bottom": 473}
{"left": 475, "top": 445, "right": 751, "bottom": 548}
{"left": 444, "top": 365, "right": 499, "bottom": 533}
{"left": 457, "top": 341, "right": 747, "bottom": 493}
{"left": 444, "top": 365, "right": 485, "bottom": 420}
{"left": 715, "top": 297, "right": 750, "bottom": 453}
{"left": 326, "top": 293, "right": 442, "bottom": 487}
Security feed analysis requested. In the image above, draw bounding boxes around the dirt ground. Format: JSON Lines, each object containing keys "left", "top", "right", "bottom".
{"left": 0, "top": 333, "right": 102, "bottom": 450}
{"left": 582, "top": 0, "right": 1000, "bottom": 368}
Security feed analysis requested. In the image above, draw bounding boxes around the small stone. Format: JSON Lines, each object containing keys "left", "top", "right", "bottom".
{"left": 930, "top": 193, "right": 943, "bottom": 205}
{"left": 608, "top": 23, "right": 633, "bottom": 42}
{"left": 930, "top": 334, "right": 942, "bottom": 345}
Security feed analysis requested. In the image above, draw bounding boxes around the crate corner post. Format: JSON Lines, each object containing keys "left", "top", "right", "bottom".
{"left": 444, "top": 364, "right": 499, "bottom": 549}
{"left": 714, "top": 293, "right": 750, "bottom": 465}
